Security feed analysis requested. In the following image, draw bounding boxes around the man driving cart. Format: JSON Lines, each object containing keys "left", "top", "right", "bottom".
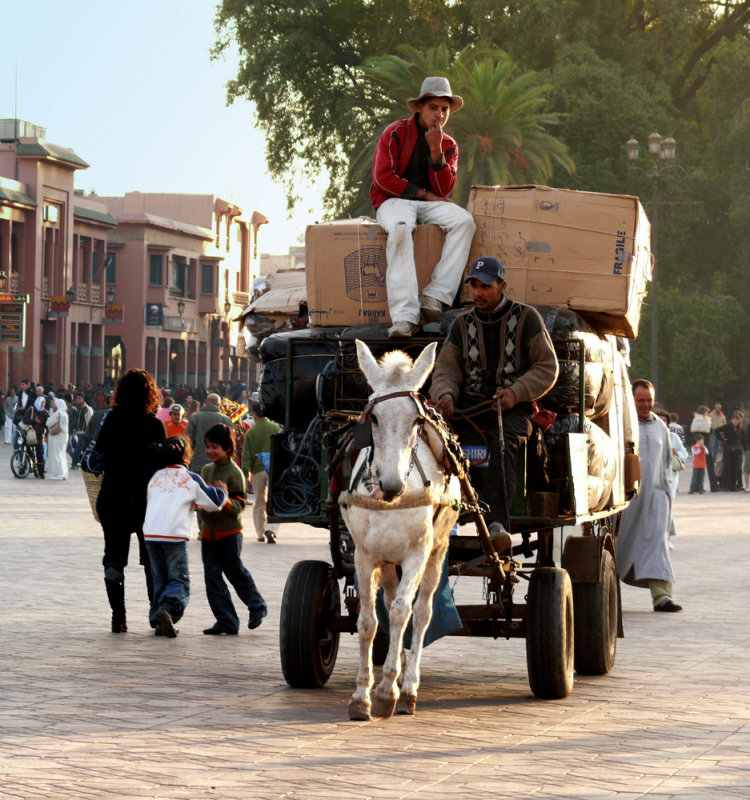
{"left": 430, "top": 256, "right": 559, "bottom": 535}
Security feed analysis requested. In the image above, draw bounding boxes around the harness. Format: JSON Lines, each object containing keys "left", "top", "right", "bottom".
{"left": 339, "top": 390, "right": 464, "bottom": 512}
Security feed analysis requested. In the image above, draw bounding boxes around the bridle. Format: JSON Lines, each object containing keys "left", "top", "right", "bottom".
{"left": 357, "top": 390, "right": 431, "bottom": 489}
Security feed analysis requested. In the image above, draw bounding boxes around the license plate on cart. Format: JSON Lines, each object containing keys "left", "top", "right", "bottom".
{"left": 461, "top": 444, "right": 489, "bottom": 466}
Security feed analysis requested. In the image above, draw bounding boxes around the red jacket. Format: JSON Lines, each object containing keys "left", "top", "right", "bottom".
{"left": 370, "top": 115, "right": 458, "bottom": 210}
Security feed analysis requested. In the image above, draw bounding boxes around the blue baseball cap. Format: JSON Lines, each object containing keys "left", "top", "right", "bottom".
{"left": 464, "top": 256, "right": 505, "bottom": 284}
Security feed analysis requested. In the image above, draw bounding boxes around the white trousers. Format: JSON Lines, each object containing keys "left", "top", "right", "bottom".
{"left": 251, "top": 471, "right": 279, "bottom": 538}
{"left": 4, "top": 417, "right": 13, "bottom": 444}
{"left": 376, "top": 198, "right": 475, "bottom": 324}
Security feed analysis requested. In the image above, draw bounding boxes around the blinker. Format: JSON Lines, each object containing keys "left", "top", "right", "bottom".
{"left": 353, "top": 419, "right": 374, "bottom": 449}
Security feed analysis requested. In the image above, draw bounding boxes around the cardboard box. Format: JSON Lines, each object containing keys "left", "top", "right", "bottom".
{"left": 306, "top": 218, "right": 445, "bottom": 327}
{"left": 465, "top": 186, "right": 651, "bottom": 338}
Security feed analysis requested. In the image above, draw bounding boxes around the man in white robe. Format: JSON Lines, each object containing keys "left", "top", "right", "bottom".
{"left": 618, "top": 379, "right": 682, "bottom": 612}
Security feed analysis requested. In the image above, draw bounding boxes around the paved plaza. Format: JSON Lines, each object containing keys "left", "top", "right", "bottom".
{"left": 1, "top": 439, "right": 749, "bottom": 799}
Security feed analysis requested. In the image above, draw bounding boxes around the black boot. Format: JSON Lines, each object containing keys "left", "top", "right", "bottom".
{"left": 104, "top": 577, "right": 127, "bottom": 633}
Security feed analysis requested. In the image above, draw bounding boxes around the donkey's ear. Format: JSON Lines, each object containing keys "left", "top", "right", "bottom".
{"left": 410, "top": 341, "right": 437, "bottom": 391}
{"left": 356, "top": 339, "right": 383, "bottom": 390}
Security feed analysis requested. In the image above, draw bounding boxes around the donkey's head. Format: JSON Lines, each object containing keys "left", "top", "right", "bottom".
{"left": 355, "top": 339, "right": 437, "bottom": 501}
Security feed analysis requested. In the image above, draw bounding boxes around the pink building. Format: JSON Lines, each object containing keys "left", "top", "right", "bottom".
{"left": 0, "top": 119, "right": 115, "bottom": 388}
{"left": 0, "top": 119, "right": 268, "bottom": 392}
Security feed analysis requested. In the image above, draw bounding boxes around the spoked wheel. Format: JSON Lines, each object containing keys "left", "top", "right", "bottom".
{"left": 573, "top": 549, "right": 618, "bottom": 675}
{"left": 526, "top": 567, "right": 575, "bottom": 699}
{"left": 279, "top": 560, "right": 341, "bottom": 688}
{"left": 11, "top": 450, "right": 33, "bottom": 479}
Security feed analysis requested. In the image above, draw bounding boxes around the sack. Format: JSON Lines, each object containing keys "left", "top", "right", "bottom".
{"left": 671, "top": 454, "right": 686, "bottom": 472}
{"left": 690, "top": 415, "right": 711, "bottom": 434}
{"left": 49, "top": 421, "right": 61, "bottom": 436}
{"left": 258, "top": 451, "right": 271, "bottom": 473}
{"left": 25, "top": 428, "right": 37, "bottom": 446}
{"left": 80, "top": 409, "right": 111, "bottom": 475}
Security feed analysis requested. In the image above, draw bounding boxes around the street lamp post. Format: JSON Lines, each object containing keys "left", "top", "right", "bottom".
{"left": 625, "top": 132, "right": 676, "bottom": 395}
{"left": 177, "top": 299, "right": 185, "bottom": 330}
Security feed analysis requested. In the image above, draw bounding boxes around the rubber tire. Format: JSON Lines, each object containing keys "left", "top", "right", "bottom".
{"left": 526, "top": 567, "right": 575, "bottom": 699}
{"left": 11, "top": 450, "right": 32, "bottom": 479}
{"left": 279, "top": 560, "right": 341, "bottom": 688}
{"left": 573, "top": 550, "right": 617, "bottom": 675}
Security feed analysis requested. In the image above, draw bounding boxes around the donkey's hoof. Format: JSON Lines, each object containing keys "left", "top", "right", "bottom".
{"left": 348, "top": 698, "right": 372, "bottom": 721}
{"left": 396, "top": 692, "right": 417, "bottom": 715}
{"left": 371, "top": 692, "right": 398, "bottom": 718}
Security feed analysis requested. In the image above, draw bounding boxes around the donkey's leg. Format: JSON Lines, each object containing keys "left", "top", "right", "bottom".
{"left": 380, "top": 565, "right": 408, "bottom": 679}
{"left": 349, "top": 553, "right": 379, "bottom": 721}
{"left": 372, "top": 553, "right": 425, "bottom": 718}
{"left": 396, "top": 546, "right": 445, "bottom": 715}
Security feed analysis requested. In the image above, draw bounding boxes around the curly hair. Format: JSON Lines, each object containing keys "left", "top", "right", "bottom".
{"left": 204, "top": 423, "right": 235, "bottom": 456}
{"left": 111, "top": 369, "right": 161, "bottom": 415}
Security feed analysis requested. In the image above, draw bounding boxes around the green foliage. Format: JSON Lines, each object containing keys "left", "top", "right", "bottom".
{"left": 214, "top": 0, "right": 750, "bottom": 403}
{"left": 630, "top": 286, "right": 748, "bottom": 407}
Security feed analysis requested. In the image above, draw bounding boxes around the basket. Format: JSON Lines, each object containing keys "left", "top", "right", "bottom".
{"left": 81, "top": 471, "right": 103, "bottom": 522}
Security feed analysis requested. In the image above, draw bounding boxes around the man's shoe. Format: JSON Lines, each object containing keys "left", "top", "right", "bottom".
{"left": 155, "top": 605, "right": 178, "bottom": 638}
{"left": 388, "top": 321, "right": 419, "bottom": 338}
{"left": 203, "top": 624, "right": 238, "bottom": 635}
{"left": 256, "top": 535, "right": 266, "bottom": 542}
{"left": 420, "top": 295, "right": 447, "bottom": 323}
{"left": 654, "top": 599, "right": 683, "bottom": 612}
{"left": 265, "top": 530, "right": 277, "bottom": 544}
{"left": 248, "top": 608, "right": 268, "bottom": 630}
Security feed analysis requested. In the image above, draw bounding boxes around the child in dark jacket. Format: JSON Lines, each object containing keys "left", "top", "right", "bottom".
{"left": 199, "top": 424, "right": 267, "bottom": 634}
{"left": 144, "top": 437, "right": 228, "bottom": 637}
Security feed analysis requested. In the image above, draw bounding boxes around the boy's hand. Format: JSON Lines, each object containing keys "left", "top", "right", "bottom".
{"left": 214, "top": 480, "right": 228, "bottom": 491}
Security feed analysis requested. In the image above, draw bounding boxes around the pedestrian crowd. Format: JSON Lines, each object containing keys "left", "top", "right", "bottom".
{"left": 1, "top": 371, "right": 281, "bottom": 638}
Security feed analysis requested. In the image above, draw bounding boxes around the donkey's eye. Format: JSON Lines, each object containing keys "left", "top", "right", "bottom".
{"left": 370, "top": 414, "right": 379, "bottom": 426}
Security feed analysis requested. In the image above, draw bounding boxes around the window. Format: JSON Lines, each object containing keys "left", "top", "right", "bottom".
{"left": 105, "top": 253, "right": 116, "bottom": 285}
{"left": 169, "top": 257, "right": 187, "bottom": 297}
{"left": 201, "top": 263, "right": 214, "bottom": 294}
{"left": 149, "top": 254, "right": 163, "bottom": 286}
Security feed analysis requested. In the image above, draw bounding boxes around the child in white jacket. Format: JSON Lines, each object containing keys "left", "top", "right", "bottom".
{"left": 143, "top": 437, "right": 228, "bottom": 637}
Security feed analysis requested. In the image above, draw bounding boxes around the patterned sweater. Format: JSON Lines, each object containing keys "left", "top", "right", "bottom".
{"left": 430, "top": 297, "right": 558, "bottom": 407}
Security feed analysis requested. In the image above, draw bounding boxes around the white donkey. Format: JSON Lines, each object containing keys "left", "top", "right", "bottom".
{"left": 340, "top": 340, "right": 460, "bottom": 720}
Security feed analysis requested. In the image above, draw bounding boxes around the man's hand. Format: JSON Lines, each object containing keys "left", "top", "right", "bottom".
{"left": 492, "top": 388, "right": 517, "bottom": 413}
{"left": 424, "top": 121, "right": 443, "bottom": 157}
{"left": 423, "top": 189, "right": 452, "bottom": 203}
{"left": 213, "top": 480, "right": 228, "bottom": 491}
{"left": 436, "top": 393, "right": 455, "bottom": 419}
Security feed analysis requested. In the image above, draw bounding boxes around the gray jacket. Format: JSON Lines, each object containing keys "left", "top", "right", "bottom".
{"left": 185, "top": 405, "right": 232, "bottom": 472}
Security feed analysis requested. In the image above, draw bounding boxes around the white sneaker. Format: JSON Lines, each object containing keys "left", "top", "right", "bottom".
{"left": 420, "top": 295, "right": 447, "bottom": 323}
{"left": 388, "top": 321, "right": 419, "bottom": 338}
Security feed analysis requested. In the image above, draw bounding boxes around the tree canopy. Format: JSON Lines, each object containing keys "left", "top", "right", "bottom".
{"left": 214, "top": 0, "right": 750, "bottom": 406}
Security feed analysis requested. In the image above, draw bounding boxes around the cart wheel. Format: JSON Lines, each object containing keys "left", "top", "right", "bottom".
{"left": 11, "top": 450, "right": 32, "bottom": 479}
{"left": 279, "top": 560, "right": 341, "bottom": 688}
{"left": 573, "top": 549, "right": 617, "bottom": 675}
{"left": 371, "top": 626, "right": 389, "bottom": 667}
{"left": 526, "top": 567, "right": 574, "bottom": 699}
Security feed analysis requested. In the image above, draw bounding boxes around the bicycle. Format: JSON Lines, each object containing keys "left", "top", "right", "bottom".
{"left": 11, "top": 425, "right": 39, "bottom": 479}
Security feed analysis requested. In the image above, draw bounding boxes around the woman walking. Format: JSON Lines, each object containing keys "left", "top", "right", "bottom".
{"left": 93, "top": 369, "right": 166, "bottom": 632}
{"left": 45, "top": 395, "right": 69, "bottom": 480}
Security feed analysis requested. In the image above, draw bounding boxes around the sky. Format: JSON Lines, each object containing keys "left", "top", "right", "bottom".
{"left": 1, "top": 0, "right": 327, "bottom": 254}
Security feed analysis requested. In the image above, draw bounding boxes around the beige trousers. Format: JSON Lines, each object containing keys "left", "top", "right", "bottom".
{"left": 251, "top": 471, "right": 278, "bottom": 539}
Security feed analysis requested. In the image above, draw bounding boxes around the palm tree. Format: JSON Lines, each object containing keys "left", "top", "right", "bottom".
{"left": 342, "top": 45, "right": 574, "bottom": 215}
